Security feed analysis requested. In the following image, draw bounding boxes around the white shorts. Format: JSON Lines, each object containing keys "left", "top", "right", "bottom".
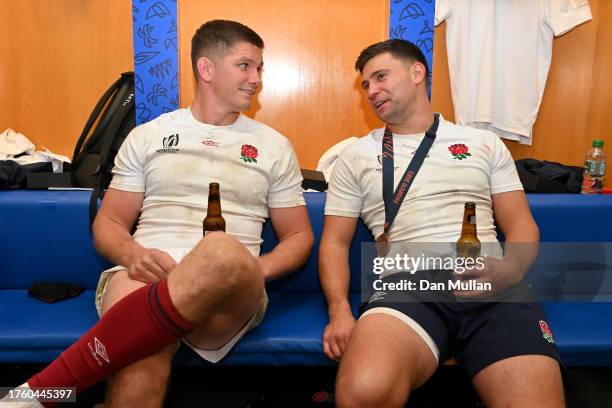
{"left": 94, "top": 267, "right": 268, "bottom": 363}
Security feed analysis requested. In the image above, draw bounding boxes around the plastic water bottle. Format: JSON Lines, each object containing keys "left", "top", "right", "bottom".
{"left": 581, "top": 140, "right": 607, "bottom": 194}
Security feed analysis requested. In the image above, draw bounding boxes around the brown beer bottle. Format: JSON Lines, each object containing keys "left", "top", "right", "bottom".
{"left": 203, "top": 182, "right": 226, "bottom": 235}
{"left": 456, "top": 202, "right": 481, "bottom": 259}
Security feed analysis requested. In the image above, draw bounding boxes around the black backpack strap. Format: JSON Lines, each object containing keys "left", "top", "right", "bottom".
{"left": 97, "top": 73, "right": 135, "bottom": 180}
{"left": 82, "top": 73, "right": 134, "bottom": 154}
{"left": 89, "top": 184, "right": 103, "bottom": 231}
{"left": 88, "top": 72, "right": 135, "bottom": 230}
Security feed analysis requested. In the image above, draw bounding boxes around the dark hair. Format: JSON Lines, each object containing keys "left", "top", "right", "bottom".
{"left": 355, "top": 39, "right": 430, "bottom": 87}
{"left": 191, "top": 20, "right": 264, "bottom": 78}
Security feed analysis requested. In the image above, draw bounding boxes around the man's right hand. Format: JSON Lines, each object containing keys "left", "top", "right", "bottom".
{"left": 127, "top": 248, "right": 178, "bottom": 283}
{"left": 322, "top": 308, "right": 356, "bottom": 362}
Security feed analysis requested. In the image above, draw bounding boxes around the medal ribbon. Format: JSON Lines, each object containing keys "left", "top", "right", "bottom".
{"left": 381, "top": 113, "right": 440, "bottom": 237}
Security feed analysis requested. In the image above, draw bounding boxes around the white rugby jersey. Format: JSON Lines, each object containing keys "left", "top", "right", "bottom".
{"left": 110, "top": 108, "right": 305, "bottom": 258}
{"left": 325, "top": 115, "right": 523, "bottom": 244}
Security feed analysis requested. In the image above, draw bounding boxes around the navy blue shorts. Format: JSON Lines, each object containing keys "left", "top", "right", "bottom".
{"left": 360, "top": 271, "right": 563, "bottom": 378}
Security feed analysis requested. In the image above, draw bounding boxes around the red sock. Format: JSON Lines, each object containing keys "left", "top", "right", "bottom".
{"left": 27, "top": 279, "right": 194, "bottom": 405}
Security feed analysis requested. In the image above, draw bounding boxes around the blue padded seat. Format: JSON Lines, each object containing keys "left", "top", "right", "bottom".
{"left": 1, "top": 190, "right": 611, "bottom": 366}
{"left": 0, "top": 290, "right": 98, "bottom": 362}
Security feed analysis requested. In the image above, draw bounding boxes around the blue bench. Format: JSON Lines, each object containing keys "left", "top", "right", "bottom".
{"left": 0, "top": 191, "right": 611, "bottom": 366}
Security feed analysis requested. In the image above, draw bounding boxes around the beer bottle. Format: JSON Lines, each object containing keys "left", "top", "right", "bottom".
{"left": 456, "top": 202, "right": 481, "bottom": 259}
{"left": 203, "top": 182, "right": 226, "bottom": 235}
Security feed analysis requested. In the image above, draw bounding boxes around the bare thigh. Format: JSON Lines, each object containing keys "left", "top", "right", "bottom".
{"left": 101, "top": 269, "right": 263, "bottom": 350}
{"left": 100, "top": 269, "right": 147, "bottom": 315}
{"left": 101, "top": 233, "right": 265, "bottom": 351}
{"left": 335, "top": 312, "right": 438, "bottom": 407}
{"left": 472, "top": 355, "right": 564, "bottom": 408}
{"left": 182, "top": 278, "right": 265, "bottom": 350}
{"left": 167, "top": 234, "right": 265, "bottom": 350}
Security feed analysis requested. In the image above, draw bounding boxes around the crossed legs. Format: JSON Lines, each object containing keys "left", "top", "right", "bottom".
{"left": 99, "top": 232, "right": 265, "bottom": 408}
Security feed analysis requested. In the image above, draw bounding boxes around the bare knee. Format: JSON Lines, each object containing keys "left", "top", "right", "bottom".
{"left": 208, "top": 235, "right": 261, "bottom": 291}
{"left": 180, "top": 232, "right": 263, "bottom": 297}
{"left": 168, "top": 233, "right": 263, "bottom": 321}
{"left": 336, "top": 368, "right": 409, "bottom": 408}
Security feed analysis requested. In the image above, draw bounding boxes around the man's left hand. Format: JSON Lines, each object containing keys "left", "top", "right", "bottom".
{"left": 452, "top": 256, "right": 523, "bottom": 299}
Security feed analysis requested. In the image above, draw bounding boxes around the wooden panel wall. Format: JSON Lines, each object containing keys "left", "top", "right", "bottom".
{"left": 586, "top": 0, "right": 612, "bottom": 170}
{"left": 3, "top": 0, "right": 610, "bottom": 188}
{"left": 178, "top": 0, "right": 388, "bottom": 169}
{"left": 0, "top": 0, "right": 133, "bottom": 158}
{"left": 432, "top": 0, "right": 611, "bottom": 187}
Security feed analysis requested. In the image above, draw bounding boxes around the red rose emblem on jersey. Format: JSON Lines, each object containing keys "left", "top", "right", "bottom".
{"left": 539, "top": 320, "right": 555, "bottom": 343}
{"left": 240, "top": 144, "right": 258, "bottom": 163}
{"left": 448, "top": 143, "right": 471, "bottom": 160}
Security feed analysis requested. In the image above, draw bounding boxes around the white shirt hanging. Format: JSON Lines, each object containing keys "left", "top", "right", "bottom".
{"left": 435, "top": 0, "right": 592, "bottom": 145}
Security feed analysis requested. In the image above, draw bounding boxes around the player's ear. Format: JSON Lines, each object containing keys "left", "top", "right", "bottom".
{"left": 197, "top": 57, "right": 214, "bottom": 82}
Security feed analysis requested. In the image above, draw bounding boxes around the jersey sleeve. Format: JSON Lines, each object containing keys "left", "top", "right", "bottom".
{"left": 324, "top": 152, "right": 362, "bottom": 218}
{"left": 434, "top": 0, "right": 453, "bottom": 26}
{"left": 109, "top": 126, "right": 147, "bottom": 192}
{"left": 490, "top": 135, "right": 524, "bottom": 195}
{"left": 267, "top": 140, "right": 306, "bottom": 208}
{"left": 546, "top": 0, "right": 592, "bottom": 36}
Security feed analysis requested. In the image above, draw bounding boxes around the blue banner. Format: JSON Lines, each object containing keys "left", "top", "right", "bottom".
{"left": 131, "top": 0, "right": 179, "bottom": 125}
{"left": 389, "top": 0, "right": 436, "bottom": 93}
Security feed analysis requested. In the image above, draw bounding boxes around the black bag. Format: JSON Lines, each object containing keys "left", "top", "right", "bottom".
{"left": 28, "top": 282, "right": 85, "bottom": 304}
{"left": 71, "top": 72, "right": 135, "bottom": 227}
{"left": 0, "top": 161, "right": 53, "bottom": 189}
{"left": 515, "top": 158, "right": 584, "bottom": 193}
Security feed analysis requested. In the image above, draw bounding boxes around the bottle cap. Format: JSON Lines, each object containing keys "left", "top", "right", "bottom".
{"left": 592, "top": 140, "right": 604, "bottom": 148}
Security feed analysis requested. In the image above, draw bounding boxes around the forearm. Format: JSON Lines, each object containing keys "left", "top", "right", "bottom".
{"left": 501, "top": 219, "right": 540, "bottom": 278}
{"left": 259, "top": 230, "right": 313, "bottom": 280}
{"left": 319, "top": 241, "right": 353, "bottom": 319}
{"left": 92, "top": 215, "right": 144, "bottom": 267}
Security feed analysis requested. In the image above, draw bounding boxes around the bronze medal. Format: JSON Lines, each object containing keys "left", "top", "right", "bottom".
{"left": 376, "top": 233, "right": 390, "bottom": 257}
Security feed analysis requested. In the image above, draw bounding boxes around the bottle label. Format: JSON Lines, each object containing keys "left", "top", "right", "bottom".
{"left": 584, "top": 159, "right": 606, "bottom": 177}
{"left": 581, "top": 176, "right": 604, "bottom": 194}
{"left": 469, "top": 215, "right": 476, "bottom": 225}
